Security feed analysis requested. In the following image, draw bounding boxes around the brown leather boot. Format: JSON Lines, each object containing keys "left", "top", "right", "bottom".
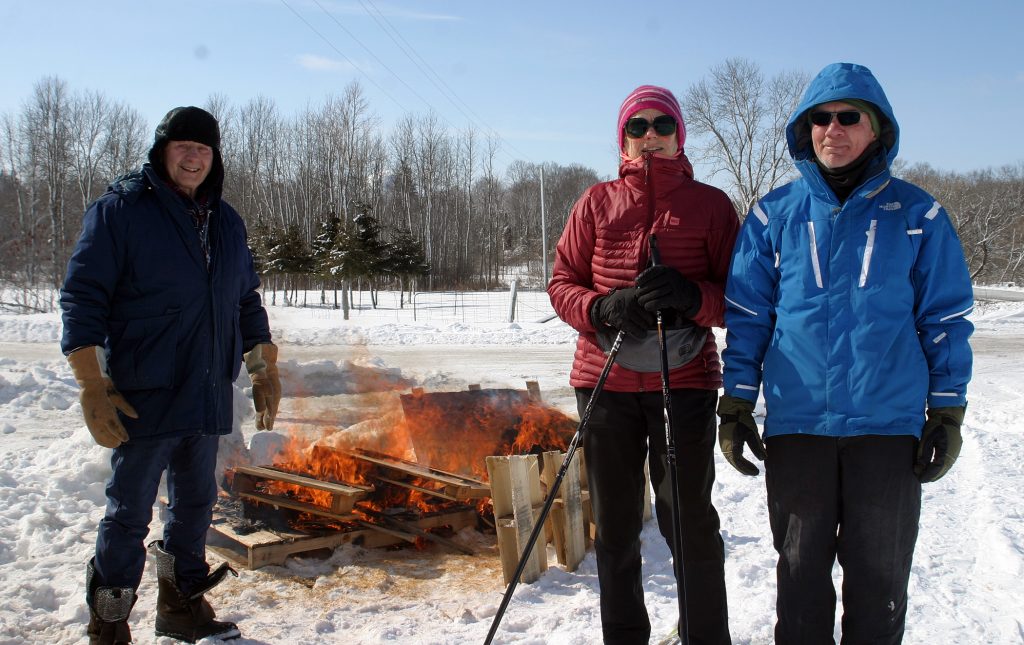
{"left": 86, "top": 559, "right": 136, "bottom": 645}
{"left": 148, "top": 540, "right": 240, "bottom": 643}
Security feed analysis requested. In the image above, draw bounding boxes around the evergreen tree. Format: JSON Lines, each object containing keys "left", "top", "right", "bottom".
{"left": 264, "top": 224, "right": 312, "bottom": 305}
{"left": 311, "top": 214, "right": 343, "bottom": 306}
{"left": 386, "top": 227, "right": 430, "bottom": 307}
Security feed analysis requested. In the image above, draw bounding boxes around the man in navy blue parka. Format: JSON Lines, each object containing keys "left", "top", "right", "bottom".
{"left": 61, "top": 106, "right": 281, "bottom": 644}
{"left": 717, "top": 64, "right": 973, "bottom": 643}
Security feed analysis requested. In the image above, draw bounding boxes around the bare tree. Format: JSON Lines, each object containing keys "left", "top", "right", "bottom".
{"left": 101, "top": 101, "right": 147, "bottom": 180}
{"left": 684, "top": 58, "right": 809, "bottom": 215}
{"left": 67, "top": 90, "right": 111, "bottom": 211}
{"left": 25, "top": 77, "right": 73, "bottom": 291}
{"left": 900, "top": 162, "right": 1024, "bottom": 283}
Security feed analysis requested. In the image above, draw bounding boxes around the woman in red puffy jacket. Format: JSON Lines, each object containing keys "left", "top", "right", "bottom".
{"left": 548, "top": 85, "right": 739, "bottom": 645}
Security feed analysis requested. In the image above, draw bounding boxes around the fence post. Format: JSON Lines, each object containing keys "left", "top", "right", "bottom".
{"left": 508, "top": 280, "right": 518, "bottom": 323}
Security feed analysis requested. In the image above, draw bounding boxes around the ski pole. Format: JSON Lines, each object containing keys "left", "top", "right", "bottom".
{"left": 648, "top": 234, "right": 690, "bottom": 645}
{"left": 483, "top": 328, "right": 625, "bottom": 645}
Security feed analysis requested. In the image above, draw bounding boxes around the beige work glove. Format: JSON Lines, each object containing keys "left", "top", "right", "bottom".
{"left": 67, "top": 346, "right": 137, "bottom": 448}
{"left": 244, "top": 343, "right": 281, "bottom": 430}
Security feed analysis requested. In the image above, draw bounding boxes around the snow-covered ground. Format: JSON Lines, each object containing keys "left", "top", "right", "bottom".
{"left": 0, "top": 290, "right": 1022, "bottom": 644}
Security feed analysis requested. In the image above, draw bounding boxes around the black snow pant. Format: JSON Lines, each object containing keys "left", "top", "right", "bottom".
{"left": 765, "top": 434, "right": 922, "bottom": 645}
{"left": 576, "top": 388, "right": 731, "bottom": 645}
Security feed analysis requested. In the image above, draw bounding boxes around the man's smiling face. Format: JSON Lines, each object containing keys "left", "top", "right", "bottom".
{"left": 163, "top": 140, "right": 213, "bottom": 198}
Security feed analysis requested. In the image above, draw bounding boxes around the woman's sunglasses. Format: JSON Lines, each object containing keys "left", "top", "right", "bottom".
{"left": 624, "top": 115, "right": 677, "bottom": 139}
{"left": 809, "top": 110, "right": 863, "bottom": 127}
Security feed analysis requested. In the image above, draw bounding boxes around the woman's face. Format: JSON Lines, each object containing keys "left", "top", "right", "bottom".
{"left": 622, "top": 108, "right": 679, "bottom": 160}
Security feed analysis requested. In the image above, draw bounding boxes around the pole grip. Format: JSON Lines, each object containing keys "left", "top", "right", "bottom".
{"left": 649, "top": 233, "right": 662, "bottom": 267}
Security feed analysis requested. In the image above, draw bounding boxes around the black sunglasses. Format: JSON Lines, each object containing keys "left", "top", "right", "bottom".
{"left": 624, "top": 115, "right": 677, "bottom": 138}
{"left": 809, "top": 110, "right": 863, "bottom": 127}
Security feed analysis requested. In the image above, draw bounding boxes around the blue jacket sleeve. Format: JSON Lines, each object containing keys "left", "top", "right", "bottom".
{"left": 721, "top": 205, "right": 778, "bottom": 403}
{"left": 232, "top": 210, "right": 272, "bottom": 352}
{"left": 59, "top": 198, "right": 125, "bottom": 354}
{"left": 913, "top": 204, "right": 973, "bottom": 408}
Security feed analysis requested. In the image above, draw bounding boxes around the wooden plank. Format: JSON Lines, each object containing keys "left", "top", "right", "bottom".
{"left": 541, "top": 450, "right": 585, "bottom": 571}
{"left": 525, "top": 380, "right": 541, "bottom": 402}
{"left": 510, "top": 454, "right": 545, "bottom": 582}
{"left": 238, "top": 491, "right": 358, "bottom": 523}
{"left": 357, "top": 505, "right": 476, "bottom": 555}
{"left": 372, "top": 475, "right": 461, "bottom": 502}
{"left": 487, "top": 455, "right": 545, "bottom": 585}
{"left": 207, "top": 518, "right": 372, "bottom": 569}
{"left": 233, "top": 465, "right": 372, "bottom": 496}
{"left": 553, "top": 451, "right": 586, "bottom": 571}
{"left": 207, "top": 507, "right": 478, "bottom": 569}
{"left": 485, "top": 456, "right": 519, "bottom": 585}
{"left": 540, "top": 451, "right": 566, "bottom": 564}
{"left": 330, "top": 447, "right": 490, "bottom": 500}
{"left": 354, "top": 519, "right": 417, "bottom": 544}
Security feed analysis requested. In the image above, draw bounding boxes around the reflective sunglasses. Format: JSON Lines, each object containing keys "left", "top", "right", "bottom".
{"left": 809, "top": 110, "right": 863, "bottom": 127}
{"left": 624, "top": 115, "right": 677, "bottom": 138}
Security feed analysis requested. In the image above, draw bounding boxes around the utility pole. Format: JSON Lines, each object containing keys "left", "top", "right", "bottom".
{"left": 540, "top": 165, "right": 548, "bottom": 287}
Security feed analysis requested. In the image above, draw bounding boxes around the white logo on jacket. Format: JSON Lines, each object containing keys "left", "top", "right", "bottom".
{"left": 879, "top": 201, "right": 902, "bottom": 211}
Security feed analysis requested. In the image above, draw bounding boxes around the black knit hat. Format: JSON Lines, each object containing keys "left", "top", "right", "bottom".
{"left": 147, "top": 106, "right": 224, "bottom": 197}
{"left": 154, "top": 106, "right": 219, "bottom": 148}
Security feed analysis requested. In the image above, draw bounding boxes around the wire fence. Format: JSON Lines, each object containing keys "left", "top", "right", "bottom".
{"left": 268, "top": 284, "right": 557, "bottom": 325}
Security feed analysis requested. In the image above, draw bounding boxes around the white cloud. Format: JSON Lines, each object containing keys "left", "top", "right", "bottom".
{"left": 296, "top": 53, "right": 355, "bottom": 72}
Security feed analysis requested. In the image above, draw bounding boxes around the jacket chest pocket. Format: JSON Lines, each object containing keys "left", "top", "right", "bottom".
{"left": 771, "top": 218, "right": 831, "bottom": 293}
{"left": 858, "top": 217, "right": 919, "bottom": 288}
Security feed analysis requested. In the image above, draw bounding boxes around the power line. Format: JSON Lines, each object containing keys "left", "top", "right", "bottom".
{"left": 280, "top": 0, "right": 533, "bottom": 168}
{"left": 277, "top": 0, "right": 410, "bottom": 116}
{"left": 357, "top": 0, "right": 533, "bottom": 162}
{"left": 308, "top": 0, "right": 460, "bottom": 130}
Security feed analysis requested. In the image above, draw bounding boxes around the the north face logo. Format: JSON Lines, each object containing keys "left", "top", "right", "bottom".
{"left": 880, "top": 202, "right": 902, "bottom": 211}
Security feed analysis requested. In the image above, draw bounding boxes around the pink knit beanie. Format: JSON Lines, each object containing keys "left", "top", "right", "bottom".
{"left": 617, "top": 85, "right": 686, "bottom": 152}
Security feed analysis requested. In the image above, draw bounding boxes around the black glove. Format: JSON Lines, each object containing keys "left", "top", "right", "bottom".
{"left": 635, "top": 265, "right": 702, "bottom": 318}
{"left": 914, "top": 406, "right": 965, "bottom": 483}
{"left": 717, "top": 395, "right": 766, "bottom": 476}
{"left": 590, "top": 287, "right": 655, "bottom": 339}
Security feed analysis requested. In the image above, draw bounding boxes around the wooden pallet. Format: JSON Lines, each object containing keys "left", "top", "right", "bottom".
{"left": 485, "top": 449, "right": 598, "bottom": 585}
{"left": 322, "top": 446, "right": 491, "bottom": 501}
{"left": 206, "top": 507, "right": 478, "bottom": 570}
{"left": 230, "top": 464, "right": 373, "bottom": 516}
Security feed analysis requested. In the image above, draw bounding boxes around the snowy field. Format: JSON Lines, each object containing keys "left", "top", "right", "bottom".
{"left": 0, "top": 289, "right": 1022, "bottom": 644}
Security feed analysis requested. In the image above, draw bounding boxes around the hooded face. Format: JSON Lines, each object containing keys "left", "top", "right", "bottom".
{"left": 622, "top": 109, "right": 679, "bottom": 161}
{"left": 163, "top": 140, "right": 214, "bottom": 198}
{"left": 810, "top": 100, "right": 878, "bottom": 169}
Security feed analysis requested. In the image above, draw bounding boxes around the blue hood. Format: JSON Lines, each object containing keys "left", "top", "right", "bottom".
{"left": 786, "top": 62, "right": 900, "bottom": 167}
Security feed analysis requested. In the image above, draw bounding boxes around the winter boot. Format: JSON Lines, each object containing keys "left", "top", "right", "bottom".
{"left": 86, "top": 558, "right": 136, "bottom": 645}
{"left": 148, "top": 540, "right": 241, "bottom": 643}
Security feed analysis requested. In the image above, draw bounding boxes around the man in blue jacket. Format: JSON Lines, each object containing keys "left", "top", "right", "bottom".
{"left": 717, "top": 63, "right": 973, "bottom": 643}
{"left": 60, "top": 106, "right": 281, "bottom": 644}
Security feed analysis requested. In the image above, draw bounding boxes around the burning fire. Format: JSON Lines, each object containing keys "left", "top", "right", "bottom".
{"left": 398, "top": 388, "right": 577, "bottom": 480}
{"left": 231, "top": 386, "right": 579, "bottom": 529}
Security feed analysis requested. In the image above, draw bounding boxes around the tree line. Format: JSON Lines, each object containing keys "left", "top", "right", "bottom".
{"left": 1, "top": 61, "right": 1021, "bottom": 313}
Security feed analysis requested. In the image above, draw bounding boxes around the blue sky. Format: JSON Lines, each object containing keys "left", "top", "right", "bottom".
{"left": 2, "top": 0, "right": 1021, "bottom": 186}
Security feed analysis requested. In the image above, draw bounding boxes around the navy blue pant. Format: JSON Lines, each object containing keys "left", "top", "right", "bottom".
{"left": 577, "top": 388, "right": 730, "bottom": 645}
{"left": 94, "top": 434, "right": 220, "bottom": 594}
{"left": 765, "top": 434, "right": 921, "bottom": 645}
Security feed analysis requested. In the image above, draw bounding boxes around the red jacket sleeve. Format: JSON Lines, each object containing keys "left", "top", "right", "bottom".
{"left": 548, "top": 190, "right": 603, "bottom": 332}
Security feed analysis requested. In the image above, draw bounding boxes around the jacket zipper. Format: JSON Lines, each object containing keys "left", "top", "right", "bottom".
{"left": 807, "top": 222, "right": 824, "bottom": 288}
{"left": 859, "top": 219, "right": 877, "bottom": 287}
